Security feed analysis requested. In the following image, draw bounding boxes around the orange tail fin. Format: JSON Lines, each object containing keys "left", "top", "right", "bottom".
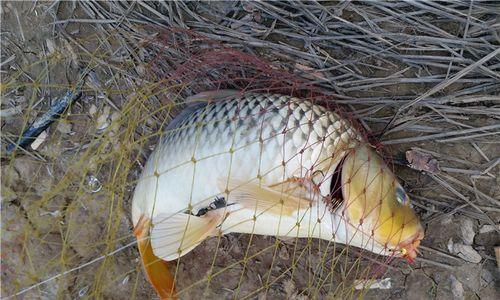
{"left": 134, "top": 215, "right": 177, "bottom": 300}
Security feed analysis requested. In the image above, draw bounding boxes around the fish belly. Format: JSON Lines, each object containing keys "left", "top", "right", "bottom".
{"left": 219, "top": 201, "right": 337, "bottom": 241}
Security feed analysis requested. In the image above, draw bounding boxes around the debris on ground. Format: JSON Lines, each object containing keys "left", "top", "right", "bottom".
{"left": 406, "top": 148, "right": 440, "bottom": 174}
{"left": 354, "top": 278, "right": 391, "bottom": 290}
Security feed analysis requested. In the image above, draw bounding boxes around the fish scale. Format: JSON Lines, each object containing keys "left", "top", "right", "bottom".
{"left": 133, "top": 93, "right": 361, "bottom": 225}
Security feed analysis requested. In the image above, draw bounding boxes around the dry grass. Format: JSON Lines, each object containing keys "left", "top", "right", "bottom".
{"left": 1, "top": 1, "right": 499, "bottom": 299}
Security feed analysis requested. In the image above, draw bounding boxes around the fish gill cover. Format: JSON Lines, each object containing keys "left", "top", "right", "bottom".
{"left": 1, "top": 1, "right": 499, "bottom": 299}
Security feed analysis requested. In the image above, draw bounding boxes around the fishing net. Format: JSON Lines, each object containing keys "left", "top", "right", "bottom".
{"left": 2, "top": 1, "right": 499, "bottom": 299}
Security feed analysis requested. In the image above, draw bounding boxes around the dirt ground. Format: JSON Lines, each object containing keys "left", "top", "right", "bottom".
{"left": 1, "top": 1, "right": 499, "bottom": 299}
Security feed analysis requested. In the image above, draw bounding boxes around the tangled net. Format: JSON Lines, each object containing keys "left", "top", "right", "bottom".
{"left": 1, "top": 27, "right": 405, "bottom": 299}
{"left": 2, "top": 1, "right": 498, "bottom": 299}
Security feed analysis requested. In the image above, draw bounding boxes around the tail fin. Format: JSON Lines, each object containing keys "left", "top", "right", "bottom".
{"left": 134, "top": 215, "right": 177, "bottom": 300}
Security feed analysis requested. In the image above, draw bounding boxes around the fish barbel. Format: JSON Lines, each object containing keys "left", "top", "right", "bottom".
{"left": 132, "top": 91, "right": 424, "bottom": 298}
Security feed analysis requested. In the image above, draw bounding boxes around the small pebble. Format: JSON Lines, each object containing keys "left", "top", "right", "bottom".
{"left": 89, "top": 104, "right": 98, "bottom": 116}
{"left": 278, "top": 246, "right": 289, "bottom": 260}
{"left": 480, "top": 268, "right": 494, "bottom": 286}
{"left": 56, "top": 119, "right": 73, "bottom": 134}
{"left": 450, "top": 275, "right": 464, "bottom": 300}
{"left": 453, "top": 243, "right": 482, "bottom": 263}
{"left": 406, "top": 149, "right": 440, "bottom": 173}
{"left": 45, "top": 38, "right": 56, "bottom": 54}
{"left": 0, "top": 105, "right": 22, "bottom": 119}
{"left": 96, "top": 106, "right": 111, "bottom": 130}
{"left": 459, "top": 217, "right": 476, "bottom": 245}
{"left": 479, "top": 224, "right": 498, "bottom": 234}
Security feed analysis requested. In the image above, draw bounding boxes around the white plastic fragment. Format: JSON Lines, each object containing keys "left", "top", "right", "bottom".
{"left": 40, "top": 210, "right": 61, "bottom": 218}
{"left": 49, "top": 210, "right": 61, "bottom": 217}
{"left": 30, "top": 130, "right": 47, "bottom": 150}
{"left": 354, "top": 278, "right": 391, "bottom": 290}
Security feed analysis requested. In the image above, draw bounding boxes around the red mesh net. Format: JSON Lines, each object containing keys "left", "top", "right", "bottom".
{"left": 2, "top": 26, "right": 423, "bottom": 299}
{"left": 128, "top": 28, "right": 423, "bottom": 298}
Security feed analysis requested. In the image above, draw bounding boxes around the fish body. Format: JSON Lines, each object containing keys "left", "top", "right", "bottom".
{"left": 132, "top": 91, "right": 424, "bottom": 297}
{"left": 133, "top": 93, "right": 358, "bottom": 215}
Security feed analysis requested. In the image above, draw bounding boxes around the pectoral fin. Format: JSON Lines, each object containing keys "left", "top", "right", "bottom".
{"left": 268, "top": 177, "right": 319, "bottom": 199}
{"left": 150, "top": 212, "right": 223, "bottom": 261}
{"left": 134, "top": 215, "right": 176, "bottom": 299}
{"left": 220, "top": 178, "right": 313, "bottom": 216}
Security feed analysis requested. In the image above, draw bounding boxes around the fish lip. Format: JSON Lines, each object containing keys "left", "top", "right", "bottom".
{"left": 398, "top": 229, "right": 424, "bottom": 260}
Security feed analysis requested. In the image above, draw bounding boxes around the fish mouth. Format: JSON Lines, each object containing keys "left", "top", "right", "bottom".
{"left": 397, "top": 229, "right": 424, "bottom": 261}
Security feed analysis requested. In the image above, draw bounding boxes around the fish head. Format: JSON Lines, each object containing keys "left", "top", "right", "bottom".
{"left": 340, "top": 145, "right": 424, "bottom": 261}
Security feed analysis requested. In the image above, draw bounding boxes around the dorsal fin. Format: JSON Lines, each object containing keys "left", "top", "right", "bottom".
{"left": 165, "top": 90, "right": 241, "bottom": 132}
{"left": 164, "top": 102, "right": 206, "bottom": 132}
{"left": 186, "top": 89, "right": 241, "bottom": 103}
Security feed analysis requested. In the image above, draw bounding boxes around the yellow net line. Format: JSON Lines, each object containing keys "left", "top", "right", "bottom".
{"left": 2, "top": 2, "right": 499, "bottom": 299}
{"left": 1, "top": 28, "right": 400, "bottom": 300}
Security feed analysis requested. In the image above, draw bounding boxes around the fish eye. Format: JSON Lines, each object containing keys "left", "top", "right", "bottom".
{"left": 396, "top": 186, "right": 409, "bottom": 205}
